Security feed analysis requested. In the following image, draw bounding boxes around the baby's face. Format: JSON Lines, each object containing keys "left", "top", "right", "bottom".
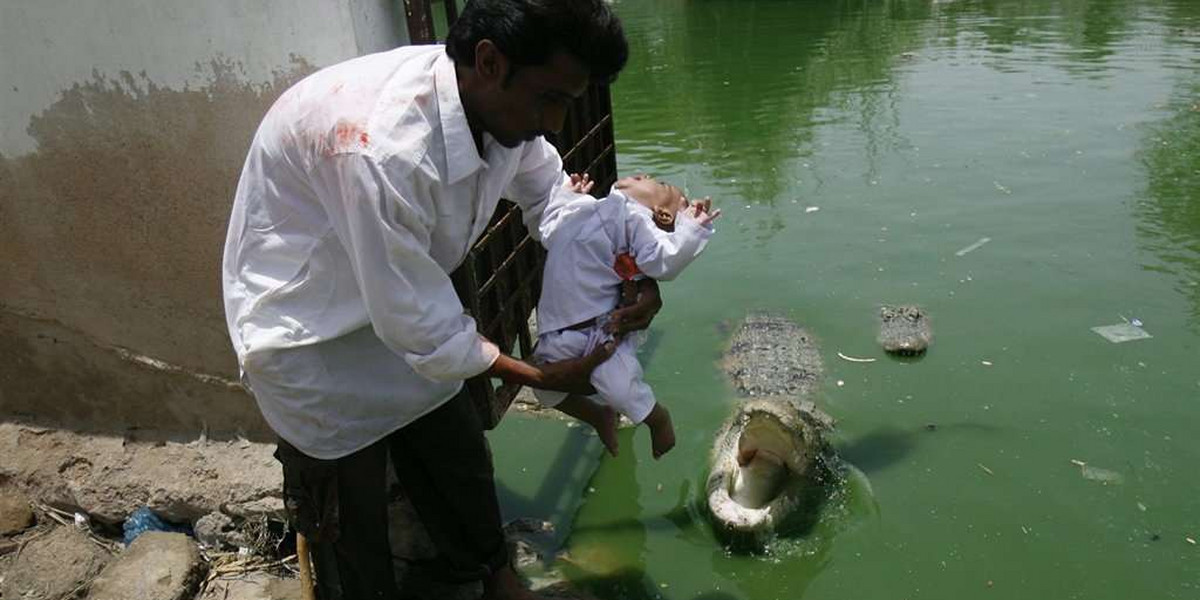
{"left": 614, "top": 175, "right": 686, "bottom": 231}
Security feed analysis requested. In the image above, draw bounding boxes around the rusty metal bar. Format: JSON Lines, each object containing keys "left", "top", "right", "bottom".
{"left": 404, "top": 0, "right": 436, "bottom": 44}
{"left": 560, "top": 114, "right": 613, "bottom": 164}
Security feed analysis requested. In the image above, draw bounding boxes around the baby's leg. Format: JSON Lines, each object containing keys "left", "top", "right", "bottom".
{"left": 642, "top": 402, "right": 675, "bottom": 460}
{"left": 589, "top": 338, "right": 675, "bottom": 459}
{"left": 553, "top": 395, "right": 619, "bottom": 457}
{"left": 531, "top": 330, "right": 618, "bottom": 455}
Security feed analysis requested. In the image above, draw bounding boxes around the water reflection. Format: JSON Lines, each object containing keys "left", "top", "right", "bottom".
{"left": 1137, "top": 80, "right": 1200, "bottom": 329}
{"left": 613, "top": 0, "right": 929, "bottom": 211}
{"left": 559, "top": 428, "right": 655, "bottom": 598}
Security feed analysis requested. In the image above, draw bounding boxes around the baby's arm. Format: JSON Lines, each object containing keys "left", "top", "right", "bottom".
{"left": 628, "top": 200, "right": 719, "bottom": 281}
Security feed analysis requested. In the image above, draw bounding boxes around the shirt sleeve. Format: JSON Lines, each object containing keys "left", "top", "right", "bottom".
{"left": 626, "top": 208, "right": 714, "bottom": 281}
{"left": 503, "top": 137, "right": 582, "bottom": 244}
{"left": 310, "top": 153, "right": 500, "bottom": 382}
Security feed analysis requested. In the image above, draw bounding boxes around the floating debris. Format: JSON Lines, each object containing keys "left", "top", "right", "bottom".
{"left": 837, "top": 352, "right": 876, "bottom": 363}
{"left": 1070, "top": 459, "right": 1123, "bottom": 484}
{"left": 978, "top": 463, "right": 994, "bottom": 476}
{"left": 805, "top": 206, "right": 820, "bottom": 213}
{"left": 993, "top": 181, "right": 1012, "bottom": 195}
{"left": 956, "top": 237, "right": 992, "bottom": 257}
{"left": 1091, "top": 323, "right": 1152, "bottom": 344}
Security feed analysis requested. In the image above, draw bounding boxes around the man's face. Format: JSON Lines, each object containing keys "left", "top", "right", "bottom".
{"left": 614, "top": 174, "right": 686, "bottom": 230}
{"left": 481, "top": 50, "right": 591, "bottom": 148}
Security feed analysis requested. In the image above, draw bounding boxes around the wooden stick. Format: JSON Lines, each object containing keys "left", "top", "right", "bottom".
{"left": 297, "top": 532, "right": 316, "bottom": 600}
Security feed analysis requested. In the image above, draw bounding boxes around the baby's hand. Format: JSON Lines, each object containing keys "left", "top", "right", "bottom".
{"left": 566, "top": 172, "right": 595, "bottom": 195}
{"left": 682, "top": 196, "right": 721, "bottom": 227}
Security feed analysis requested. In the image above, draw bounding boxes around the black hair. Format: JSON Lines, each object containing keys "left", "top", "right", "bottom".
{"left": 446, "top": 0, "right": 628, "bottom": 84}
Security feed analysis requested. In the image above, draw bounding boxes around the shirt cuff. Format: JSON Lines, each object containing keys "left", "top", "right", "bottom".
{"left": 405, "top": 327, "right": 502, "bottom": 382}
{"left": 675, "top": 211, "right": 715, "bottom": 238}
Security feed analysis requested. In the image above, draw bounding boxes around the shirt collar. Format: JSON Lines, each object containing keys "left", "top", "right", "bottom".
{"left": 611, "top": 188, "right": 652, "bottom": 216}
{"left": 434, "top": 50, "right": 486, "bottom": 184}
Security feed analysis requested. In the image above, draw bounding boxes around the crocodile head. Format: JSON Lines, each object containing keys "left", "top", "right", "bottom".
{"left": 706, "top": 398, "right": 834, "bottom": 545}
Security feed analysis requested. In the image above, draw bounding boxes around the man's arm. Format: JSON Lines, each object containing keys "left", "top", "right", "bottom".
{"left": 486, "top": 342, "right": 614, "bottom": 395}
{"left": 310, "top": 153, "right": 607, "bottom": 389}
{"left": 504, "top": 138, "right": 590, "bottom": 244}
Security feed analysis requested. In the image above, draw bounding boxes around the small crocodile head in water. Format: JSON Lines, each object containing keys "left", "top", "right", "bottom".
{"left": 878, "top": 305, "right": 933, "bottom": 356}
{"left": 706, "top": 398, "right": 834, "bottom": 548}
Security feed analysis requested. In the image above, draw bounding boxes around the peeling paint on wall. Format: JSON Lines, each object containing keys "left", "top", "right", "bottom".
{"left": 1, "top": 57, "right": 316, "bottom": 437}
{"left": 1, "top": 56, "right": 315, "bottom": 376}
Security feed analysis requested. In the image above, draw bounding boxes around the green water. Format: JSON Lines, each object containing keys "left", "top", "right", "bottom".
{"left": 490, "top": 0, "right": 1200, "bottom": 598}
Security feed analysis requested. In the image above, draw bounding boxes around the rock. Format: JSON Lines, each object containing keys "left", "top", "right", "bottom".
{"left": 504, "top": 518, "right": 554, "bottom": 571}
{"left": 201, "top": 573, "right": 302, "bottom": 600}
{"left": 194, "top": 512, "right": 250, "bottom": 550}
{"left": 510, "top": 538, "right": 542, "bottom": 570}
{"left": 504, "top": 517, "right": 554, "bottom": 535}
{"left": 0, "top": 488, "right": 35, "bottom": 535}
{"left": 1, "top": 526, "right": 112, "bottom": 600}
{"left": 223, "top": 497, "right": 287, "bottom": 521}
{"left": 0, "top": 423, "right": 282, "bottom": 525}
{"left": 88, "top": 532, "right": 205, "bottom": 600}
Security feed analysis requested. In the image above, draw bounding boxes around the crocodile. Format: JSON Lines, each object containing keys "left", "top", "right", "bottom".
{"left": 707, "top": 314, "right": 835, "bottom": 547}
{"left": 877, "top": 305, "right": 932, "bottom": 356}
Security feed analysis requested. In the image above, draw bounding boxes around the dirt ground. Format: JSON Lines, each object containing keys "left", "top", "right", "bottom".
{"left": 0, "top": 404, "right": 593, "bottom": 600}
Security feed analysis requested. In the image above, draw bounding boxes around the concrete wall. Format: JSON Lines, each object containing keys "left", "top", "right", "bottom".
{"left": 0, "top": 0, "right": 408, "bottom": 439}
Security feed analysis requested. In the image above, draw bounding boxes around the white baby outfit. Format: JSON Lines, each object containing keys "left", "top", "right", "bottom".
{"left": 532, "top": 189, "right": 713, "bottom": 422}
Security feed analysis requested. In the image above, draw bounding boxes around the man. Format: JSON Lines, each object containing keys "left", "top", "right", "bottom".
{"left": 221, "top": 1, "right": 655, "bottom": 598}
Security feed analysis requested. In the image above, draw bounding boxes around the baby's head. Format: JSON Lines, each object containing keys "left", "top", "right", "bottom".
{"left": 614, "top": 174, "right": 686, "bottom": 231}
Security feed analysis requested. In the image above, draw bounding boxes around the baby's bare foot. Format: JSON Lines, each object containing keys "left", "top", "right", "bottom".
{"left": 554, "top": 395, "right": 620, "bottom": 457}
{"left": 644, "top": 404, "right": 675, "bottom": 459}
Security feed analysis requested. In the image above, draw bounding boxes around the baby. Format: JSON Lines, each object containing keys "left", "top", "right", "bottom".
{"left": 532, "top": 172, "right": 720, "bottom": 459}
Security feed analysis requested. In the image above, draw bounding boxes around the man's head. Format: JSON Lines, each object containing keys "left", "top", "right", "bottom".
{"left": 448, "top": 0, "right": 628, "bottom": 147}
{"left": 614, "top": 175, "right": 687, "bottom": 231}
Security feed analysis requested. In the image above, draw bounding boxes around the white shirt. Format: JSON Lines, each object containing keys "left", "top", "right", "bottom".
{"left": 222, "top": 45, "right": 578, "bottom": 459}
{"left": 536, "top": 190, "right": 713, "bottom": 335}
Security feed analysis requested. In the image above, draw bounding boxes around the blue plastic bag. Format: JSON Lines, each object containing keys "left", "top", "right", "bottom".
{"left": 122, "top": 507, "right": 191, "bottom": 546}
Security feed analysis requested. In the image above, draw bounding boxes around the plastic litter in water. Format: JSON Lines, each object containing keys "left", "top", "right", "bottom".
{"left": 1075, "top": 460, "right": 1128, "bottom": 484}
{"left": 1078, "top": 464, "right": 1123, "bottom": 485}
{"left": 955, "top": 237, "right": 991, "bottom": 257}
{"left": 1092, "top": 323, "right": 1152, "bottom": 343}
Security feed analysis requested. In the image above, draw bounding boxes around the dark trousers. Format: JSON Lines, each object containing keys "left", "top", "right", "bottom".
{"left": 274, "top": 389, "right": 509, "bottom": 600}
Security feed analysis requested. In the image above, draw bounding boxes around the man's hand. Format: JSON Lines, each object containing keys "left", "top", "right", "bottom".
{"left": 537, "top": 341, "right": 615, "bottom": 395}
{"left": 606, "top": 278, "right": 662, "bottom": 335}
{"left": 486, "top": 341, "right": 616, "bottom": 395}
{"left": 566, "top": 172, "right": 595, "bottom": 195}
